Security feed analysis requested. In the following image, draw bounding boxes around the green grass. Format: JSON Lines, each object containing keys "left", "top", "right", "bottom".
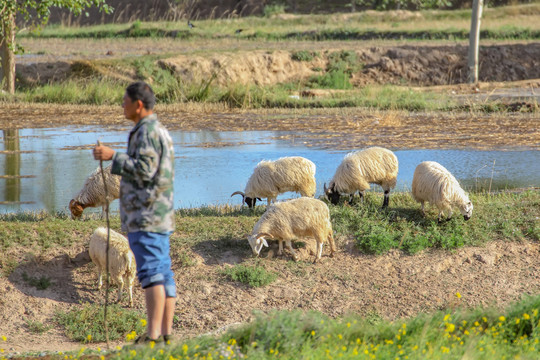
{"left": 221, "top": 262, "right": 278, "bottom": 287}
{"left": 22, "top": 271, "right": 52, "bottom": 290}
{"left": 0, "top": 191, "right": 537, "bottom": 256}
{"left": 55, "top": 302, "right": 146, "bottom": 343}
{"left": 329, "top": 190, "right": 540, "bottom": 255}
{"left": 50, "top": 293, "right": 540, "bottom": 359}
{"left": 22, "top": 3, "right": 540, "bottom": 41}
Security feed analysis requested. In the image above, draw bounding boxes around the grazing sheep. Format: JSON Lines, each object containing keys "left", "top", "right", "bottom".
{"left": 324, "top": 147, "right": 398, "bottom": 208}
{"left": 231, "top": 156, "right": 316, "bottom": 208}
{"left": 412, "top": 161, "right": 473, "bottom": 222}
{"left": 89, "top": 227, "right": 137, "bottom": 307}
{"left": 69, "top": 164, "right": 120, "bottom": 219}
{"left": 248, "top": 197, "right": 336, "bottom": 263}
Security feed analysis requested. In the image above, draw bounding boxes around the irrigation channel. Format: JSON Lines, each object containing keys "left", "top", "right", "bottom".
{"left": 0, "top": 126, "right": 539, "bottom": 214}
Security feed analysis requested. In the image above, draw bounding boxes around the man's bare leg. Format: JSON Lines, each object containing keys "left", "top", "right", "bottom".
{"left": 145, "top": 285, "right": 165, "bottom": 340}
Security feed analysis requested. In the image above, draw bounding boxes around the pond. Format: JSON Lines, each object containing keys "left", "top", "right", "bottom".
{"left": 1, "top": 127, "right": 539, "bottom": 214}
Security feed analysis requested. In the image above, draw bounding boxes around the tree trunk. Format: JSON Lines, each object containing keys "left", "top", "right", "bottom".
{"left": 0, "top": 12, "right": 16, "bottom": 94}
{"left": 468, "top": 0, "right": 484, "bottom": 84}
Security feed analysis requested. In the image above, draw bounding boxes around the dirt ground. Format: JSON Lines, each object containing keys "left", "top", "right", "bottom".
{"left": 2, "top": 237, "right": 540, "bottom": 356}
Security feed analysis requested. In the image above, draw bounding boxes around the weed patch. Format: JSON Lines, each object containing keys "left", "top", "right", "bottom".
{"left": 55, "top": 302, "right": 145, "bottom": 343}
{"left": 22, "top": 272, "right": 52, "bottom": 290}
{"left": 221, "top": 263, "right": 277, "bottom": 288}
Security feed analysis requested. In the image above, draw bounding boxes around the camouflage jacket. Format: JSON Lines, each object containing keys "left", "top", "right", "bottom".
{"left": 111, "top": 113, "right": 175, "bottom": 233}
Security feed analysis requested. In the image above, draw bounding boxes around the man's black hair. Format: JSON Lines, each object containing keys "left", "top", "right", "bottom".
{"left": 126, "top": 81, "right": 156, "bottom": 110}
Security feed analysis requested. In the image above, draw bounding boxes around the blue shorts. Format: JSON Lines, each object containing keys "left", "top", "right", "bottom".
{"left": 128, "top": 231, "right": 176, "bottom": 298}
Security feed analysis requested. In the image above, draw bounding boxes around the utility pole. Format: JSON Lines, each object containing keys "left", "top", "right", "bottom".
{"left": 468, "top": 0, "right": 484, "bottom": 84}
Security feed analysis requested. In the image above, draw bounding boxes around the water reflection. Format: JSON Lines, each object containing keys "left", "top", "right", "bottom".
{"left": 1, "top": 129, "right": 21, "bottom": 203}
{"left": 0, "top": 126, "right": 538, "bottom": 214}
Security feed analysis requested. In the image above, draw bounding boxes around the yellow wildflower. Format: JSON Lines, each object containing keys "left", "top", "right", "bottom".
{"left": 499, "top": 316, "right": 506, "bottom": 322}
{"left": 140, "top": 319, "right": 147, "bottom": 327}
{"left": 444, "top": 314, "right": 451, "bottom": 322}
{"left": 456, "top": 292, "right": 462, "bottom": 298}
{"left": 86, "top": 334, "right": 92, "bottom": 341}
{"left": 516, "top": 318, "right": 521, "bottom": 324}
{"left": 523, "top": 313, "right": 530, "bottom": 320}
{"left": 311, "top": 330, "right": 315, "bottom": 336}
{"left": 347, "top": 322, "right": 351, "bottom": 328}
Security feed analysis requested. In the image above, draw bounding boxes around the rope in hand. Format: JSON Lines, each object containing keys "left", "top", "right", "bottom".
{"left": 97, "top": 140, "right": 111, "bottom": 349}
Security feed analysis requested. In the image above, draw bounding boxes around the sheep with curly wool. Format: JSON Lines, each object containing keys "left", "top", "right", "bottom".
{"left": 89, "top": 227, "right": 137, "bottom": 307}
{"left": 69, "top": 164, "right": 120, "bottom": 219}
{"left": 231, "top": 156, "right": 316, "bottom": 208}
{"left": 324, "top": 147, "right": 398, "bottom": 208}
{"left": 248, "top": 197, "right": 336, "bottom": 263}
{"left": 412, "top": 161, "right": 473, "bottom": 222}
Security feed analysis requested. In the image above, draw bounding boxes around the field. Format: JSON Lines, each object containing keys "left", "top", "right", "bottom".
{"left": 1, "top": 3, "right": 540, "bottom": 359}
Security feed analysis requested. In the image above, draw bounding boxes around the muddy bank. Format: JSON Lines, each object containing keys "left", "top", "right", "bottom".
{"left": 2, "top": 103, "right": 539, "bottom": 151}
{"left": 16, "top": 43, "right": 540, "bottom": 87}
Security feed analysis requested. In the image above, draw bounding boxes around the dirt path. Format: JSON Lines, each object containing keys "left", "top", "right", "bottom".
{"left": 1, "top": 237, "right": 540, "bottom": 355}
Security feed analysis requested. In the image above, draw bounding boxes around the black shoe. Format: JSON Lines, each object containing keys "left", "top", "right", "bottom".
{"left": 134, "top": 332, "right": 163, "bottom": 345}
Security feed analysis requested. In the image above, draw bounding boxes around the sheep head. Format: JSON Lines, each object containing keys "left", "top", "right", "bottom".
{"left": 459, "top": 200, "right": 473, "bottom": 221}
{"left": 231, "top": 191, "right": 261, "bottom": 208}
{"left": 69, "top": 199, "right": 85, "bottom": 220}
{"left": 247, "top": 232, "right": 273, "bottom": 256}
{"left": 324, "top": 182, "right": 340, "bottom": 205}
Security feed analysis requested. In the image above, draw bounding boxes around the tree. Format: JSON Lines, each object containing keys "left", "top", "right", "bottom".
{"left": 0, "top": 0, "right": 111, "bottom": 94}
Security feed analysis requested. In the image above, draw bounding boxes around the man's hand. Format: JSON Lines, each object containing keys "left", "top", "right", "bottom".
{"left": 93, "top": 145, "right": 115, "bottom": 161}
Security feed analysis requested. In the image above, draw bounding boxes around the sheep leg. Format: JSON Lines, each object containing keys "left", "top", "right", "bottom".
{"left": 382, "top": 190, "right": 390, "bottom": 208}
{"left": 313, "top": 238, "right": 324, "bottom": 264}
{"left": 127, "top": 279, "right": 134, "bottom": 308}
{"left": 97, "top": 267, "right": 103, "bottom": 290}
{"left": 328, "top": 232, "right": 336, "bottom": 258}
{"left": 285, "top": 240, "right": 298, "bottom": 261}
{"left": 117, "top": 277, "right": 124, "bottom": 304}
{"left": 278, "top": 239, "right": 284, "bottom": 256}
{"left": 420, "top": 202, "right": 426, "bottom": 216}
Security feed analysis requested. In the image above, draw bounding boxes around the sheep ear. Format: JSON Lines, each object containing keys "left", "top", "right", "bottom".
{"left": 262, "top": 238, "right": 269, "bottom": 247}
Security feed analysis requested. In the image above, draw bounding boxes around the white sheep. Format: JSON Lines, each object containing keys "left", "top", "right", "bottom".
{"left": 69, "top": 164, "right": 120, "bottom": 219}
{"left": 231, "top": 156, "right": 316, "bottom": 208}
{"left": 248, "top": 197, "right": 336, "bottom": 263}
{"left": 89, "top": 227, "right": 137, "bottom": 307}
{"left": 324, "top": 147, "right": 398, "bottom": 208}
{"left": 412, "top": 161, "right": 473, "bottom": 222}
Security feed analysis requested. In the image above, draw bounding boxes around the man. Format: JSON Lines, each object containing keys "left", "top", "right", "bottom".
{"left": 93, "top": 81, "right": 176, "bottom": 344}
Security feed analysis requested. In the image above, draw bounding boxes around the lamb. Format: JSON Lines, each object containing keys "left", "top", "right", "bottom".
{"left": 247, "top": 197, "right": 336, "bottom": 263}
{"left": 231, "top": 156, "right": 316, "bottom": 208}
{"left": 69, "top": 164, "right": 121, "bottom": 219}
{"left": 324, "top": 147, "right": 398, "bottom": 208}
{"left": 412, "top": 161, "right": 473, "bottom": 222}
{"left": 89, "top": 227, "right": 137, "bottom": 307}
